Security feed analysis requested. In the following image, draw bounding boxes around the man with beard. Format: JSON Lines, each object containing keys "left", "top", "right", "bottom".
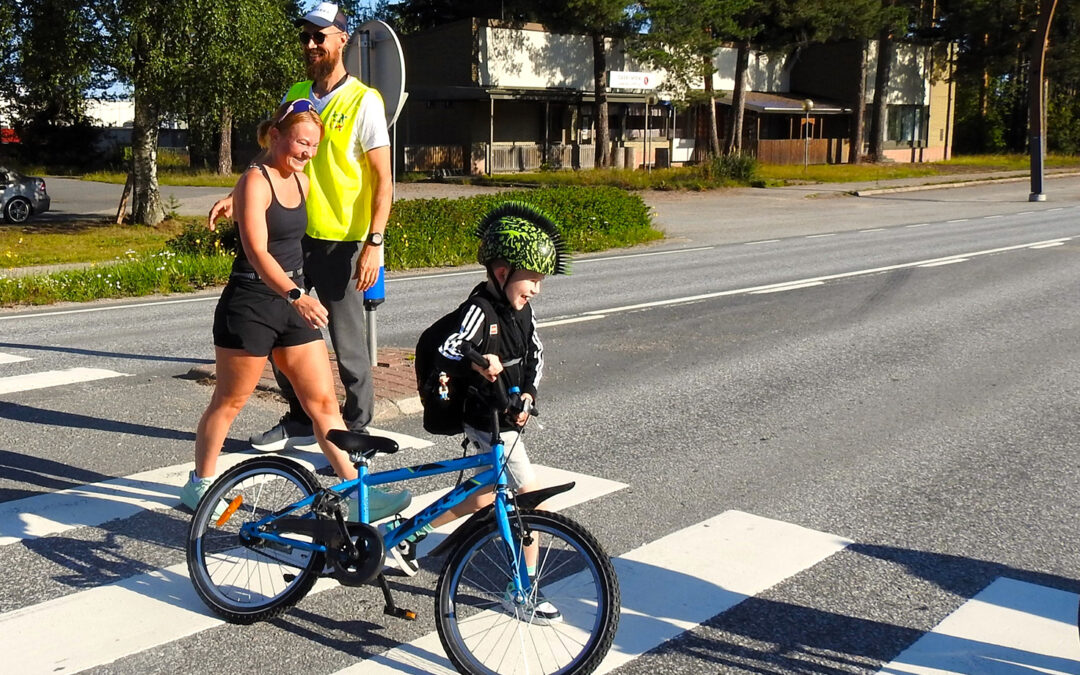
{"left": 208, "top": 2, "right": 408, "bottom": 521}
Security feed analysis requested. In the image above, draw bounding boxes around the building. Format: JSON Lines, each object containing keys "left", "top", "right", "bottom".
{"left": 396, "top": 19, "right": 956, "bottom": 173}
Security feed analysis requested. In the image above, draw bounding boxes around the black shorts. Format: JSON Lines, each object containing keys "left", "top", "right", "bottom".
{"left": 212, "top": 279, "right": 321, "bottom": 356}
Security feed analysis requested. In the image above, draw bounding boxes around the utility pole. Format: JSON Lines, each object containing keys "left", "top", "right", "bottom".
{"left": 1029, "top": 0, "right": 1059, "bottom": 202}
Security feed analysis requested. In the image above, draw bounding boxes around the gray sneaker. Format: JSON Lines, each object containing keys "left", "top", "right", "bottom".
{"left": 250, "top": 414, "right": 316, "bottom": 451}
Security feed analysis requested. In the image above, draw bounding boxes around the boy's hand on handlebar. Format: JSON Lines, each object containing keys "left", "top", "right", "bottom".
{"left": 512, "top": 392, "right": 533, "bottom": 426}
{"left": 471, "top": 353, "right": 503, "bottom": 382}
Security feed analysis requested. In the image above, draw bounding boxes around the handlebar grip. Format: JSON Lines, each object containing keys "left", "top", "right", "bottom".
{"left": 460, "top": 343, "right": 490, "bottom": 369}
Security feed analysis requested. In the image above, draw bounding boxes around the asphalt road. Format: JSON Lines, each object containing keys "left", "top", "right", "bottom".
{"left": 2, "top": 177, "right": 1080, "bottom": 673}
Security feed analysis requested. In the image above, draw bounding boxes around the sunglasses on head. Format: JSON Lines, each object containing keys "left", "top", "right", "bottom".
{"left": 276, "top": 98, "right": 316, "bottom": 124}
{"left": 299, "top": 30, "right": 342, "bottom": 45}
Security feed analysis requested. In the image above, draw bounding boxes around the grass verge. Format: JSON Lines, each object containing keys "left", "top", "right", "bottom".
{"left": 1, "top": 187, "right": 660, "bottom": 307}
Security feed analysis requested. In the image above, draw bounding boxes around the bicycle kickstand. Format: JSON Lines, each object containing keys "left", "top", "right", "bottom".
{"left": 377, "top": 572, "right": 417, "bottom": 620}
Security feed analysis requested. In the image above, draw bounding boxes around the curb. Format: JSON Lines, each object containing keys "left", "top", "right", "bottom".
{"left": 184, "top": 346, "right": 422, "bottom": 424}
{"left": 852, "top": 170, "right": 1080, "bottom": 197}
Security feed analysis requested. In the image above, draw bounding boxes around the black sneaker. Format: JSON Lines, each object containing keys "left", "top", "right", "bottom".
{"left": 249, "top": 414, "right": 316, "bottom": 451}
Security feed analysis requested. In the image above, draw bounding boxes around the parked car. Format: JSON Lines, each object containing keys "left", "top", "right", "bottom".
{"left": 1, "top": 166, "right": 50, "bottom": 223}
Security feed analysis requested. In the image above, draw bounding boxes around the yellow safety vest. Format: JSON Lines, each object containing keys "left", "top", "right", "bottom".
{"left": 285, "top": 78, "right": 382, "bottom": 241}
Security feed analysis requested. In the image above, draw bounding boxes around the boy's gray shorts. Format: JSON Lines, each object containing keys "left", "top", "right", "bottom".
{"left": 462, "top": 425, "right": 536, "bottom": 491}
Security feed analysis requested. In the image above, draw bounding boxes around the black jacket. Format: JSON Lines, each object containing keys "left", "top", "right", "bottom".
{"left": 436, "top": 282, "right": 544, "bottom": 431}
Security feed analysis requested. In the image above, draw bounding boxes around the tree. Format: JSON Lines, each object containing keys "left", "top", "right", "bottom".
{"left": 2, "top": 0, "right": 108, "bottom": 165}
{"left": 181, "top": 0, "right": 300, "bottom": 174}
{"left": 634, "top": 0, "right": 751, "bottom": 158}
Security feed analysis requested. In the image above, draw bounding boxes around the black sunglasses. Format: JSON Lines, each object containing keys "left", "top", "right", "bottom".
{"left": 299, "top": 30, "right": 342, "bottom": 45}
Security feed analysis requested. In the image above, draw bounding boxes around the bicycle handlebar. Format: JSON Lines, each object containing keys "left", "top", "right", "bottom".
{"left": 460, "top": 344, "right": 538, "bottom": 419}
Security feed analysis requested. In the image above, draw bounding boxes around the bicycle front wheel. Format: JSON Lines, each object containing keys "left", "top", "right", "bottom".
{"left": 186, "top": 456, "right": 325, "bottom": 624}
{"left": 435, "top": 509, "right": 620, "bottom": 675}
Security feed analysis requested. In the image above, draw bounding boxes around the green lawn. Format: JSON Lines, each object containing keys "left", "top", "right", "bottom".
{"left": 0, "top": 219, "right": 188, "bottom": 269}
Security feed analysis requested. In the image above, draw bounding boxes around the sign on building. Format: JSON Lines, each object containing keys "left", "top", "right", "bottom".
{"left": 608, "top": 71, "right": 657, "bottom": 90}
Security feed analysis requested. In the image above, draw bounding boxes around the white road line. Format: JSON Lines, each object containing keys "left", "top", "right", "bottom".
{"left": 1018, "top": 211, "right": 1034, "bottom": 215}
{"left": 0, "top": 429, "right": 431, "bottom": 547}
{"left": 906, "top": 223, "right": 930, "bottom": 228}
{"left": 0, "top": 367, "right": 129, "bottom": 395}
{"left": 984, "top": 215, "right": 1004, "bottom": 219}
{"left": 538, "top": 315, "right": 607, "bottom": 328}
{"left": 918, "top": 258, "right": 968, "bottom": 268}
{"left": 0, "top": 465, "right": 625, "bottom": 674}
{"left": 585, "top": 237, "right": 1073, "bottom": 317}
{"left": 1029, "top": 242, "right": 1065, "bottom": 249}
{"left": 860, "top": 228, "right": 885, "bottom": 233}
{"left": 0, "top": 295, "right": 219, "bottom": 321}
{"left": 750, "top": 281, "right": 825, "bottom": 294}
{"left": 1047, "top": 207, "right": 1064, "bottom": 212}
{"left": 946, "top": 219, "right": 969, "bottom": 223}
{"left": 877, "top": 578, "right": 1080, "bottom": 675}
{"left": 341, "top": 511, "right": 852, "bottom": 675}
{"left": 745, "top": 239, "right": 780, "bottom": 246}
{"left": 0, "top": 352, "right": 30, "bottom": 364}
{"left": 807, "top": 233, "right": 837, "bottom": 238}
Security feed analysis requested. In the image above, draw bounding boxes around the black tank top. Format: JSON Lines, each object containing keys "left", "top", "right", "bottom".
{"left": 231, "top": 165, "right": 307, "bottom": 276}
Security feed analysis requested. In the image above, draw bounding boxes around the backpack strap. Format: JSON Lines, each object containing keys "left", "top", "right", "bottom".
{"left": 466, "top": 295, "right": 500, "bottom": 360}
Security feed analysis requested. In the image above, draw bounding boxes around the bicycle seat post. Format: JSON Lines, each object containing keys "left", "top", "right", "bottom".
{"left": 354, "top": 456, "right": 370, "bottom": 523}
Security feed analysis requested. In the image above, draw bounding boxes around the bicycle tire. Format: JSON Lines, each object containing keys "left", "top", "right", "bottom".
{"left": 435, "top": 509, "right": 620, "bottom": 675}
{"left": 186, "top": 456, "right": 325, "bottom": 624}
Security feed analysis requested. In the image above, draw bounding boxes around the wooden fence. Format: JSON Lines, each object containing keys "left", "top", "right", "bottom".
{"left": 756, "top": 138, "right": 849, "bottom": 165}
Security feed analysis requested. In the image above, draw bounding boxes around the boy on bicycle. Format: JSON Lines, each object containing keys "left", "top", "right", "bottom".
{"left": 392, "top": 202, "right": 570, "bottom": 621}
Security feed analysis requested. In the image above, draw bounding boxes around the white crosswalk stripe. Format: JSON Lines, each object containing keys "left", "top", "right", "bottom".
{"left": 1, "top": 424, "right": 1078, "bottom": 674}
{"left": 0, "top": 366, "right": 129, "bottom": 394}
{"left": 0, "top": 351, "right": 31, "bottom": 365}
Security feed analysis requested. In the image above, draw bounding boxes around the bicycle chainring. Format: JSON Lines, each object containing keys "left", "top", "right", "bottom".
{"left": 327, "top": 521, "right": 385, "bottom": 586}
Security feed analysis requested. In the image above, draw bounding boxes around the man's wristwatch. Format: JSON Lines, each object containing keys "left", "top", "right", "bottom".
{"left": 366, "top": 231, "right": 384, "bottom": 246}
{"left": 286, "top": 287, "right": 305, "bottom": 304}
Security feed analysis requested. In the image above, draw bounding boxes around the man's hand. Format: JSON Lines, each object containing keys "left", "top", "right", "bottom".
{"left": 208, "top": 196, "right": 233, "bottom": 232}
{"left": 353, "top": 242, "right": 381, "bottom": 291}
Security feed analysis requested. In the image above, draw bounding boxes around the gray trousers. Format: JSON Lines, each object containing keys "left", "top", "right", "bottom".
{"left": 274, "top": 236, "right": 374, "bottom": 431}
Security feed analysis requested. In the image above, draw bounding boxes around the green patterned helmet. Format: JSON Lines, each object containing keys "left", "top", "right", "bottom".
{"left": 475, "top": 202, "right": 571, "bottom": 276}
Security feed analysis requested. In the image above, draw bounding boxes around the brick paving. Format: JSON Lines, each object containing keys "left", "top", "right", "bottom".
{"left": 187, "top": 346, "right": 422, "bottom": 423}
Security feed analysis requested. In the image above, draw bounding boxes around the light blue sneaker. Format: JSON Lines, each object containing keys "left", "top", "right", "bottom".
{"left": 180, "top": 471, "right": 226, "bottom": 520}
{"left": 379, "top": 518, "right": 428, "bottom": 577}
{"left": 346, "top": 487, "right": 412, "bottom": 522}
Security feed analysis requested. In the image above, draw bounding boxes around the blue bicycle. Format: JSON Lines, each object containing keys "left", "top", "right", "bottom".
{"left": 186, "top": 386, "right": 620, "bottom": 674}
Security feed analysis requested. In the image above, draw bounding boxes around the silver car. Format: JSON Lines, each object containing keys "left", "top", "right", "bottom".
{"left": 1, "top": 166, "right": 51, "bottom": 223}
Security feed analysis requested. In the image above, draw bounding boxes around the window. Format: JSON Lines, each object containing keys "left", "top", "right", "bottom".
{"left": 887, "top": 105, "right": 927, "bottom": 145}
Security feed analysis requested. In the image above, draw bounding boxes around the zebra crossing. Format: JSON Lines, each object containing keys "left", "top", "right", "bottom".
{"left": 1, "top": 347, "right": 1078, "bottom": 674}
{"left": 0, "top": 428, "right": 1076, "bottom": 675}
{"left": 0, "top": 347, "right": 129, "bottom": 396}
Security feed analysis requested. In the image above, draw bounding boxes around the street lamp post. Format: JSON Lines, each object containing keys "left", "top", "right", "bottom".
{"left": 802, "top": 99, "right": 814, "bottom": 172}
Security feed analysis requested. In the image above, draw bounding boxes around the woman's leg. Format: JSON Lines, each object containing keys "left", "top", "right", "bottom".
{"left": 272, "top": 340, "right": 357, "bottom": 480}
{"left": 194, "top": 347, "right": 267, "bottom": 477}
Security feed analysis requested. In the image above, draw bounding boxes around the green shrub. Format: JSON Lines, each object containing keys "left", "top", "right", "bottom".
{"left": 703, "top": 154, "right": 759, "bottom": 182}
{"left": 167, "top": 220, "right": 239, "bottom": 256}
{"left": 384, "top": 186, "right": 660, "bottom": 270}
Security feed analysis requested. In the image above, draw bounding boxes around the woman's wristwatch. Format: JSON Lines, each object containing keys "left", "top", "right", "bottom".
{"left": 286, "top": 287, "right": 305, "bottom": 304}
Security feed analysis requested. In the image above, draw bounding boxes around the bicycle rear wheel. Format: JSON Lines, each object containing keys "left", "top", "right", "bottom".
{"left": 186, "top": 456, "right": 325, "bottom": 624}
{"left": 435, "top": 509, "right": 620, "bottom": 675}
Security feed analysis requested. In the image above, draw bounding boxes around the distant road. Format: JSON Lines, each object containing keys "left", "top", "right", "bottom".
{"left": 37, "top": 176, "right": 507, "bottom": 223}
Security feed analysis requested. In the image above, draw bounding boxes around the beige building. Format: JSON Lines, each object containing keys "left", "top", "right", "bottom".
{"left": 397, "top": 19, "right": 956, "bottom": 173}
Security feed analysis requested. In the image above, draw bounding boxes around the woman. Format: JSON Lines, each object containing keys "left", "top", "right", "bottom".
{"left": 181, "top": 99, "right": 361, "bottom": 512}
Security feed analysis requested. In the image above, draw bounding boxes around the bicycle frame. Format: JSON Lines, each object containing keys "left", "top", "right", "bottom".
{"left": 237, "top": 432, "right": 532, "bottom": 597}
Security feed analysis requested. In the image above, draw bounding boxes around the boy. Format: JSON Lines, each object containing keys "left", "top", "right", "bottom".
{"left": 389, "top": 202, "right": 570, "bottom": 620}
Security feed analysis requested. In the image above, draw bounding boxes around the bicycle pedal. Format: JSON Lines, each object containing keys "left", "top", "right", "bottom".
{"left": 385, "top": 605, "right": 417, "bottom": 621}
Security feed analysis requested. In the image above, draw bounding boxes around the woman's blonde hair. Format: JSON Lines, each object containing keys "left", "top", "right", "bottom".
{"left": 256, "top": 99, "right": 324, "bottom": 149}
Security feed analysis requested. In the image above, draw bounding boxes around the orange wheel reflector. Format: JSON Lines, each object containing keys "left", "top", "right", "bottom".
{"left": 215, "top": 496, "right": 244, "bottom": 527}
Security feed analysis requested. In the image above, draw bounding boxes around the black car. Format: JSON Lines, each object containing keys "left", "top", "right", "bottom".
{"left": 1, "top": 166, "right": 51, "bottom": 223}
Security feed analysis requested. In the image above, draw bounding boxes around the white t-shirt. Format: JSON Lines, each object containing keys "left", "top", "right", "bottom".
{"left": 284, "top": 77, "right": 390, "bottom": 160}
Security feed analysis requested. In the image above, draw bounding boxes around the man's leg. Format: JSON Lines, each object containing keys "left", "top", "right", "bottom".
{"left": 304, "top": 238, "right": 374, "bottom": 431}
{"left": 248, "top": 358, "right": 318, "bottom": 450}
{"left": 304, "top": 237, "right": 404, "bottom": 519}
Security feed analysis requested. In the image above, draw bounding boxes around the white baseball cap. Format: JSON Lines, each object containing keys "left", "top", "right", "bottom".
{"left": 295, "top": 2, "right": 347, "bottom": 31}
